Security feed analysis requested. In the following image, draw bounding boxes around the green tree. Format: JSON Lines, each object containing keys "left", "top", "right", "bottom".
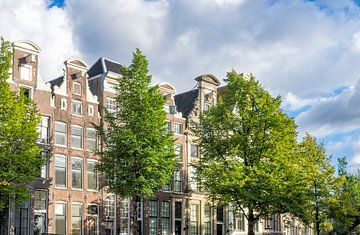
{"left": 298, "top": 134, "right": 343, "bottom": 235}
{"left": 97, "top": 49, "right": 175, "bottom": 235}
{"left": 331, "top": 157, "right": 360, "bottom": 234}
{"left": 0, "top": 38, "right": 43, "bottom": 210}
{"left": 194, "top": 71, "right": 306, "bottom": 235}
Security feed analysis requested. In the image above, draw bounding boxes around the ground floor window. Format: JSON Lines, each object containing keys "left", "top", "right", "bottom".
{"left": 55, "top": 203, "right": 67, "bottom": 235}
{"left": 190, "top": 204, "right": 199, "bottom": 235}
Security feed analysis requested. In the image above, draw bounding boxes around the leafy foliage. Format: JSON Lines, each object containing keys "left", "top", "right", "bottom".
{"left": 0, "top": 38, "right": 43, "bottom": 210}
{"left": 194, "top": 71, "right": 306, "bottom": 234}
{"left": 97, "top": 49, "right": 175, "bottom": 199}
{"left": 331, "top": 157, "right": 360, "bottom": 234}
{"left": 296, "top": 134, "right": 343, "bottom": 235}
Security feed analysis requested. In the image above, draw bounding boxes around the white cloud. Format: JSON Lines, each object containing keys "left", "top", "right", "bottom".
{"left": 282, "top": 92, "right": 315, "bottom": 111}
{"left": 296, "top": 80, "right": 360, "bottom": 137}
{"left": 0, "top": 0, "right": 78, "bottom": 81}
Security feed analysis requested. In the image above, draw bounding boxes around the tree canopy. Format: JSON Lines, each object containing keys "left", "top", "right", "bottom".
{"left": 0, "top": 38, "right": 43, "bottom": 210}
{"left": 194, "top": 71, "right": 309, "bottom": 235}
{"left": 97, "top": 49, "right": 175, "bottom": 233}
{"left": 297, "top": 134, "right": 343, "bottom": 235}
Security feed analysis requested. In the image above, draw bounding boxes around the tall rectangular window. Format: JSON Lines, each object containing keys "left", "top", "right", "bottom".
{"left": 234, "top": 213, "right": 245, "bottom": 231}
{"left": 204, "top": 205, "right": 212, "bottom": 235}
{"left": 55, "top": 122, "right": 67, "bottom": 147}
{"left": 20, "top": 86, "right": 33, "bottom": 99}
{"left": 106, "top": 97, "right": 117, "bottom": 114}
{"left": 149, "top": 201, "right": 158, "bottom": 235}
{"left": 86, "top": 128, "right": 97, "bottom": 152}
{"left": 191, "top": 144, "right": 198, "bottom": 158}
{"left": 72, "top": 100, "right": 83, "bottom": 115}
{"left": 34, "top": 191, "right": 47, "bottom": 235}
{"left": 174, "top": 144, "right": 182, "bottom": 162}
{"left": 71, "top": 126, "right": 83, "bottom": 149}
{"left": 37, "top": 116, "right": 49, "bottom": 144}
{"left": 163, "top": 121, "right": 171, "bottom": 134}
{"left": 55, "top": 203, "right": 66, "bottom": 235}
{"left": 161, "top": 201, "right": 170, "bottom": 235}
{"left": 73, "top": 82, "right": 81, "bottom": 95}
{"left": 72, "top": 158, "right": 83, "bottom": 189}
{"left": 189, "top": 167, "right": 198, "bottom": 191}
{"left": 173, "top": 171, "right": 182, "bottom": 192}
{"left": 72, "top": 204, "right": 83, "bottom": 235}
{"left": 87, "top": 204, "right": 98, "bottom": 235}
{"left": 55, "top": 155, "right": 67, "bottom": 188}
{"left": 104, "top": 195, "right": 115, "bottom": 219}
{"left": 120, "top": 199, "right": 129, "bottom": 235}
{"left": 39, "top": 151, "right": 49, "bottom": 178}
{"left": 174, "top": 202, "right": 182, "bottom": 235}
{"left": 174, "top": 123, "right": 182, "bottom": 134}
{"left": 87, "top": 161, "right": 98, "bottom": 190}
{"left": 190, "top": 204, "right": 199, "bottom": 235}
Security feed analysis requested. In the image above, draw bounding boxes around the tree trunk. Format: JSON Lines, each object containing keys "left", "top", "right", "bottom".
{"left": 130, "top": 197, "right": 138, "bottom": 235}
{"left": 315, "top": 203, "right": 320, "bottom": 235}
{"left": 247, "top": 208, "right": 255, "bottom": 235}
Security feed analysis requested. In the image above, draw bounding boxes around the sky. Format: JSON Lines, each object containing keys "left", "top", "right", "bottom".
{"left": 1, "top": 0, "right": 360, "bottom": 170}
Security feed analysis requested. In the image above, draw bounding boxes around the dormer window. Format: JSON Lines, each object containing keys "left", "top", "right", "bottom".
{"left": 73, "top": 82, "right": 81, "bottom": 96}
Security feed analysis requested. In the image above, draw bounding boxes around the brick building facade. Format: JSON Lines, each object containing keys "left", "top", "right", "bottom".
{"left": 2, "top": 40, "right": 311, "bottom": 235}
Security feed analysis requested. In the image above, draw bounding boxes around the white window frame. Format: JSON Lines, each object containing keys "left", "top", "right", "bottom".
{"left": 54, "top": 155, "right": 67, "bottom": 189}
{"left": 174, "top": 123, "right": 182, "bottom": 135}
{"left": 61, "top": 98, "right": 67, "bottom": 111}
{"left": 55, "top": 202, "right": 67, "bottom": 235}
{"left": 37, "top": 116, "right": 49, "bottom": 144}
{"left": 87, "top": 203, "right": 99, "bottom": 235}
{"left": 72, "top": 100, "right": 83, "bottom": 116}
{"left": 71, "top": 157, "right": 83, "bottom": 190}
{"left": 54, "top": 122, "right": 67, "bottom": 147}
{"left": 87, "top": 160, "right": 98, "bottom": 191}
{"left": 106, "top": 97, "right": 117, "bottom": 114}
{"left": 88, "top": 105, "right": 94, "bottom": 117}
{"left": 71, "top": 202, "right": 83, "bottom": 235}
{"left": 86, "top": 128, "right": 97, "bottom": 152}
{"left": 71, "top": 125, "right": 83, "bottom": 150}
{"left": 73, "top": 82, "right": 81, "bottom": 96}
{"left": 19, "top": 85, "right": 33, "bottom": 99}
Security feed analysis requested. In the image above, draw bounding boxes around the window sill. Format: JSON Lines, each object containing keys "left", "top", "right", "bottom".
{"left": 54, "top": 186, "right": 67, "bottom": 190}
{"left": 71, "top": 147, "right": 83, "bottom": 151}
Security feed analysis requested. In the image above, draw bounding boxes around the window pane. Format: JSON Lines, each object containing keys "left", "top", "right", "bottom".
{"left": 191, "top": 145, "right": 198, "bottom": 158}
{"left": 37, "top": 116, "right": 49, "bottom": 144}
{"left": 72, "top": 158, "right": 83, "bottom": 189}
{"left": 55, "top": 122, "right": 66, "bottom": 146}
{"left": 86, "top": 129, "right": 97, "bottom": 151}
{"left": 55, "top": 204, "right": 66, "bottom": 235}
{"left": 87, "top": 161, "right": 97, "bottom": 190}
{"left": 174, "top": 171, "right": 182, "bottom": 192}
{"left": 72, "top": 101, "right": 83, "bottom": 115}
{"left": 71, "top": 126, "right": 83, "bottom": 149}
{"left": 55, "top": 156, "right": 66, "bottom": 187}
{"left": 149, "top": 201, "right": 157, "bottom": 217}
{"left": 174, "top": 144, "right": 182, "bottom": 162}
{"left": 72, "top": 204, "right": 82, "bottom": 235}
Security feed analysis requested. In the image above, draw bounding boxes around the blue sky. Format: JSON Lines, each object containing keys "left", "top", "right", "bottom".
{"left": 2, "top": 0, "right": 360, "bottom": 169}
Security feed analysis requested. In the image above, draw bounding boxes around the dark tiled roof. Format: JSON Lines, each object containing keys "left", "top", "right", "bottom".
{"left": 87, "top": 58, "right": 104, "bottom": 78}
{"left": 104, "top": 59, "right": 121, "bottom": 74}
{"left": 47, "top": 76, "right": 64, "bottom": 89}
{"left": 87, "top": 58, "right": 122, "bottom": 78}
{"left": 174, "top": 89, "right": 198, "bottom": 118}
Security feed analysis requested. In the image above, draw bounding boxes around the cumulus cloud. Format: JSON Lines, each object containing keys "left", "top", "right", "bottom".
{"left": 0, "top": 0, "right": 78, "bottom": 81}
{"left": 57, "top": 0, "right": 360, "bottom": 94}
{"left": 296, "top": 79, "right": 360, "bottom": 137}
